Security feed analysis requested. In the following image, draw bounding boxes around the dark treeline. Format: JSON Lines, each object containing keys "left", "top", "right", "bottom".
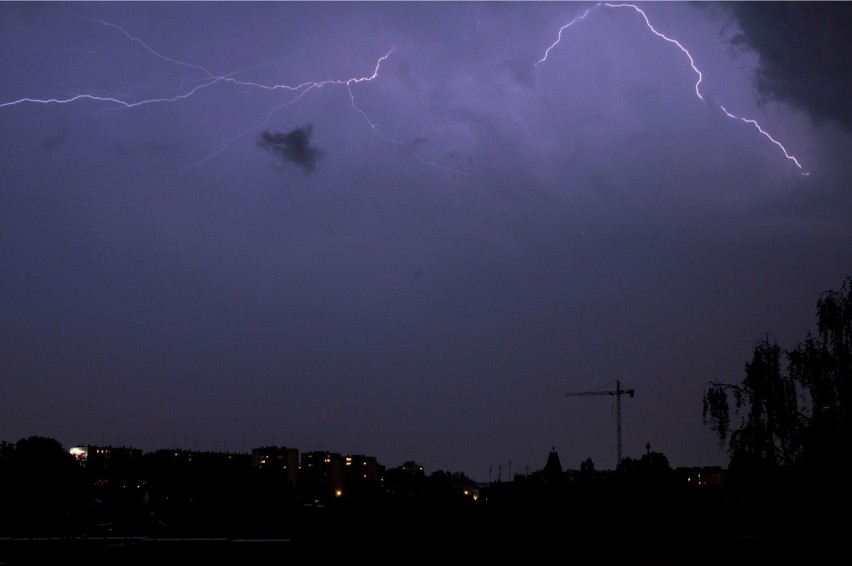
{"left": 0, "top": 438, "right": 480, "bottom": 540}
{"left": 0, "top": 436, "right": 709, "bottom": 539}
{"left": 0, "top": 434, "right": 843, "bottom": 564}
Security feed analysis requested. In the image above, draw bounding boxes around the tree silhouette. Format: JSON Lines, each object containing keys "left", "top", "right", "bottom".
{"left": 787, "top": 276, "right": 852, "bottom": 470}
{"left": 703, "top": 276, "right": 851, "bottom": 474}
{"left": 1, "top": 436, "right": 85, "bottom": 536}
{"left": 704, "top": 334, "right": 801, "bottom": 468}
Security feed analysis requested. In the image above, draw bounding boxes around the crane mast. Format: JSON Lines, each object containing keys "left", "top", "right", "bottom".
{"left": 565, "top": 379, "right": 635, "bottom": 467}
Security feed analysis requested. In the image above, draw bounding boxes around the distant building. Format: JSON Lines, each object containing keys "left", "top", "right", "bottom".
{"left": 300, "top": 451, "right": 345, "bottom": 500}
{"left": 64, "top": 443, "right": 396, "bottom": 506}
{"left": 383, "top": 460, "right": 427, "bottom": 497}
{"left": 676, "top": 466, "right": 727, "bottom": 488}
{"left": 69, "top": 445, "right": 144, "bottom": 488}
{"left": 252, "top": 445, "right": 300, "bottom": 486}
{"left": 70, "top": 445, "right": 143, "bottom": 468}
{"left": 542, "top": 447, "right": 563, "bottom": 479}
{"left": 344, "top": 454, "right": 384, "bottom": 494}
{"left": 148, "top": 448, "right": 250, "bottom": 469}
{"left": 344, "top": 454, "right": 382, "bottom": 481}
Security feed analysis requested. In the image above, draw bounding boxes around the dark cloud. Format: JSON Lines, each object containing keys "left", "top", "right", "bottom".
{"left": 258, "top": 125, "right": 323, "bottom": 173}
{"left": 726, "top": 2, "right": 852, "bottom": 131}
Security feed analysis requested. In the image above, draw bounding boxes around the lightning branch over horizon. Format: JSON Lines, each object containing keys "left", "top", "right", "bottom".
{"left": 0, "top": 15, "right": 469, "bottom": 175}
{"left": 537, "top": 2, "right": 808, "bottom": 175}
{"left": 1, "top": 6, "right": 809, "bottom": 177}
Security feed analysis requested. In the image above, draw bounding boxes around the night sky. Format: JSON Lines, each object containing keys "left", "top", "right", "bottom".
{"left": 2, "top": 1, "right": 851, "bottom": 482}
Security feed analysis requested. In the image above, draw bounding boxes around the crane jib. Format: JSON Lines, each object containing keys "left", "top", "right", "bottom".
{"left": 565, "top": 380, "right": 635, "bottom": 466}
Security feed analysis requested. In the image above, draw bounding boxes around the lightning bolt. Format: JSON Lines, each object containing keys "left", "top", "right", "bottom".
{"left": 1, "top": 15, "right": 469, "bottom": 175}
{"left": 345, "top": 80, "right": 471, "bottom": 177}
{"left": 190, "top": 46, "right": 397, "bottom": 167}
{"left": 537, "top": 2, "right": 808, "bottom": 175}
{"left": 1, "top": 6, "right": 808, "bottom": 177}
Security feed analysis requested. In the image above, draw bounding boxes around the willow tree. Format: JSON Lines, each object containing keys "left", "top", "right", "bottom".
{"left": 787, "top": 276, "right": 852, "bottom": 469}
{"left": 703, "top": 333, "right": 802, "bottom": 468}
{"left": 704, "top": 276, "right": 852, "bottom": 471}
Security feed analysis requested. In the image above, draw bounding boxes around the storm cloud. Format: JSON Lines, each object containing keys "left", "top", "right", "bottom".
{"left": 726, "top": 2, "right": 852, "bottom": 131}
{"left": 258, "top": 125, "right": 324, "bottom": 173}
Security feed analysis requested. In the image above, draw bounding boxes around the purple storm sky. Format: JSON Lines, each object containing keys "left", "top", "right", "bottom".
{"left": 1, "top": 1, "right": 851, "bottom": 481}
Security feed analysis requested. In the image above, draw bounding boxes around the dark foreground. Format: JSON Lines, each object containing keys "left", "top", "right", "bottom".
{"left": 0, "top": 487, "right": 843, "bottom": 565}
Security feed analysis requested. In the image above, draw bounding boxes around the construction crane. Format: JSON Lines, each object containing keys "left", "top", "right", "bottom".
{"left": 566, "top": 380, "right": 635, "bottom": 467}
